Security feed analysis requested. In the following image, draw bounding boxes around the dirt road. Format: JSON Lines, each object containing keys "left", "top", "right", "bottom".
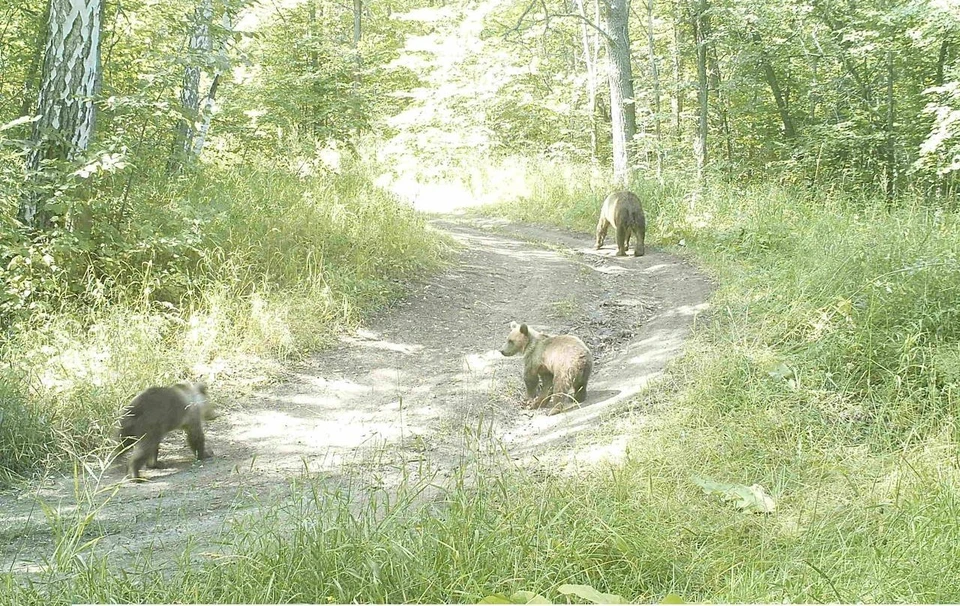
{"left": 0, "top": 217, "right": 712, "bottom": 574}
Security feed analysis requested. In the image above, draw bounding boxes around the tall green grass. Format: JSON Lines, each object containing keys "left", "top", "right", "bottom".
{"left": 8, "top": 435, "right": 960, "bottom": 603}
{"left": 6, "top": 159, "right": 960, "bottom": 602}
{"left": 477, "top": 165, "right": 960, "bottom": 445}
{"left": 0, "top": 155, "right": 448, "bottom": 484}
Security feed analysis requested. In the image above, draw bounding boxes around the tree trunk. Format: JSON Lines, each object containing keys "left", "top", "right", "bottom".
{"left": 20, "top": 0, "right": 104, "bottom": 230}
{"left": 601, "top": 0, "right": 637, "bottom": 186}
{"left": 353, "top": 0, "right": 362, "bottom": 46}
{"left": 884, "top": 48, "right": 895, "bottom": 199}
{"left": 575, "top": 0, "right": 599, "bottom": 159}
{"left": 191, "top": 72, "right": 221, "bottom": 157}
{"left": 811, "top": 1, "right": 873, "bottom": 108}
{"left": 751, "top": 29, "right": 796, "bottom": 139}
{"left": 706, "top": 24, "right": 731, "bottom": 161}
{"left": 936, "top": 39, "right": 949, "bottom": 87}
{"left": 671, "top": 0, "right": 683, "bottom": 140}
{"left": 691, "top": 0, "right": 708, "bottom": 183}
{"left": 172, "top": 0, "right": 213, "bottom": 168}
{"left": 353, "top": 0, "right": 363, "bottom": 134}
{"left": 646, "top": 0, "right": 664, "bottom": 179}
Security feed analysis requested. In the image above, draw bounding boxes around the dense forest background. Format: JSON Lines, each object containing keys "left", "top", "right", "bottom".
{"left": 2, "top": 0, "right": 958, "bottom": 323}
{"left": 4, "top": 0, "right": 960, "bottom": 602}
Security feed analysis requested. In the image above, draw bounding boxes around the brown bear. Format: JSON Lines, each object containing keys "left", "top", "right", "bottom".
{"left": 499, "top": 322, "right": 593, "bottom": 415}
{"left": 596, "top": 190, "right": 646, "bottom": 257}
{"left": 117, "top": 382, "right": 215, "bottom": 481}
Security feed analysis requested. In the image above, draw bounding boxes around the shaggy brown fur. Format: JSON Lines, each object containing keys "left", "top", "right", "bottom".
{"left": 499, "top": 322, "right": 593, "bottom": 415}
{"left": 596, "top": 190, "right": 646, "bottom": 257}
{"left": 117, "top": 382, "right": 215, "bottom": 480}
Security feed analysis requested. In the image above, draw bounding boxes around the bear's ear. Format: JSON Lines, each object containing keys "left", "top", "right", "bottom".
{"left": 510, "top": 321, "right": 520, "bottom": 330}
{"left": 520, "top": 324, "right": 529, "bottom": 335}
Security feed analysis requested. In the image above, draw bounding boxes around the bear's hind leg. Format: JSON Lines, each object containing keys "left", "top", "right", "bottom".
{"left": 615, "top": 225, "right": 628, "bottom": 256}
{"left": 547, "top": 377, "right": 578, "bottom": 415}
{"left": 634, "top": 225, "right": 645, "bottom": 256}
{"left": 574, "top": 382, "right": 587, "bottom": 403}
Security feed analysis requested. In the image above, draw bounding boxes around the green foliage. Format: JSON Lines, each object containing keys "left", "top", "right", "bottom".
{"left": 692, "top": 477, "right": 776, "bottom": 513}
{"left": 0, "top": 154, "right": 447, "bottom": 483}
{"left": 226, "top": 0, "right": 420, "bottom": 152}
{"left": 481, "top": 161, "right": 960, "bottom": 447}
{"left": 7, "top": 161, "right": 960, "bottom": 602}
{"left": 0, "top": 454, "right": 691, "bottom": 603}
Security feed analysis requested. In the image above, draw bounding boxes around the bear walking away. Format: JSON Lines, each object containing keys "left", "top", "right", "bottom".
{"left": 596, "top": 190, "right": 646, "bottom": 256}
{"left": 499, "top": 322, "right": 593, "bottom": 415}
{"left": 117, "top": 382, "right": 215, "bottom": 481}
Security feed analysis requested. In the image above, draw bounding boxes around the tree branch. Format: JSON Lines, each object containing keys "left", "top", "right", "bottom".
{"left": 503, "top": 0, "right": 613, "bottom": 44}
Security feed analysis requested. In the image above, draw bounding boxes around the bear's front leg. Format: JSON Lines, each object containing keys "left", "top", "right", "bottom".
{"left": 523, "top": 373, "right": 541, "bottom": 409}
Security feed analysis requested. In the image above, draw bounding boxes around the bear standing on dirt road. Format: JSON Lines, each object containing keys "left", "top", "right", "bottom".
{"left": 499, "top": 322, "right": 593, "bottom": 415}
{"left": 117, "top": 382, "right": 216, "bottom": 481}
{"left": 596, "top": 190, "right": 646, "bottom": 257}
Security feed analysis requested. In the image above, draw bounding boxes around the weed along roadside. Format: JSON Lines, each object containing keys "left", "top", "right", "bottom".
{"left": 6, "top": 175, "right": 960, "bottom": 602}
{"left": 0, "top": 184, "right": 715, "bottom": 603}
{"left": 4, "top": 0, "right": 960, "bottom": 599}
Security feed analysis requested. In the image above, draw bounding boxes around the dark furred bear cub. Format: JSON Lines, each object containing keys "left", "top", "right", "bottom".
{"left": 117, "top": 382, "right": 215, "bottom": 481}
{"left": 499, "top": 322, "right": 593, "bottom": 415}
{"left": 596, "top": 190, "right": 646, "bottom": 257}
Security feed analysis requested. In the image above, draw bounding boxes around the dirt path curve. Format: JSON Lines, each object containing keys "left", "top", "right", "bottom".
{"left": 0, "top": 217, "right": 712, "bottom": 574}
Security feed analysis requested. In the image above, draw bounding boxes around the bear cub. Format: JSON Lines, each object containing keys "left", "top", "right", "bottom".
{"left": 117, "top": 382, "right": 215, "bottom": 481}
{"left": 596, "top": 190, "right": 646, "bottom": 257}
{"left": 499, "top": 322, "right": 593, "bottom": 415}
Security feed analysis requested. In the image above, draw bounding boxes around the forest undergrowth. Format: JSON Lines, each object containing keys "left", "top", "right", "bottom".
{"left": 4, "top": 157, "right": 960, "bottom": 603}
{"left": 0, "top": 155, "right": 448, "bottom": 486}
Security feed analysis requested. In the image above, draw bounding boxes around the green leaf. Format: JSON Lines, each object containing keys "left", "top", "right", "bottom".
{"left": 661, "top": 592, "right": 685, "bottom": 604}
{"left": 557, "top": 584, "right": 627, "bottom": 604}
{"left": 766, "top": 361, "right": 796, "bottom": 382}
{"left": 510, "top": 591, "right": 552, "bottom": 604}
{"left": 479, "top": 595, "right": 514, "bottom": 604}
{"left": 692, "top": 477, "right": 776, "bottom": 513}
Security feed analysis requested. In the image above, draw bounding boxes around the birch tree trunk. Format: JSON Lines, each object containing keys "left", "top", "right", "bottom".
{"left": 575, "top": 0, "right": 599, "bottom": 159}
{"left": 352, "top": 0, "right": 363, "bottom": 133}
{"left": 601, "top": 0, "right": 637, "bottom": 186}
{"left": 884, "top": 49, "right": 896, "bottom": 199}
{"left": 190, "top": 73, "right": 221, "bottom": 157}
{"left": 645, "top": 0, "right": 664, "bottom": 179}
{"left": 191, "top": 6, "right": 239, "bottom": 158}
{"left": 172, "top": 0, "right": 213, "bottom": 167}
{"left": 691, "top": 0, "right": 709, "bottom": 184}
{"left": 20, "top": 0, "right": 103, "bottom": 230}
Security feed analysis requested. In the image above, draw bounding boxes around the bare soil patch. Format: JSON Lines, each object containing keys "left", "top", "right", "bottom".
{"left": 0, "top": 217, "right": 713, "bottom": 574}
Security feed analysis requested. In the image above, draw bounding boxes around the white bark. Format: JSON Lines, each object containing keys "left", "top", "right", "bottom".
{"left": 21, "top": 0, "right": 103, "bottom": 228}
{"left": 191, "top": 73, "right": 221, "bottom": 157}
{"left": 176, "top": 0, "right": 213, "bottom": 161}
{"left": 575, "top": 0, "right": 599, "bottom": 159}
{"left": 646, "top": 0, "right": 664, "bottom": 179}
{"left": 692, "top": 0, "right": 709, "bottom": 184}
